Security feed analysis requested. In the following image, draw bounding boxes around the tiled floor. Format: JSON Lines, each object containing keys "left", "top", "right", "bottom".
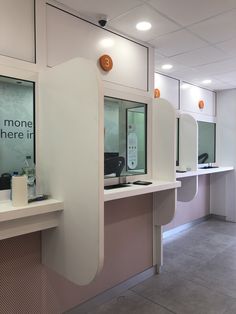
{"left": 87, "top": 219, "right": 236, "bottom": 314}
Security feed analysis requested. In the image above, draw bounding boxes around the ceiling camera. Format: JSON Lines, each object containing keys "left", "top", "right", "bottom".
{"left": 98, "top": 17, "right": 107, "bottom": 27}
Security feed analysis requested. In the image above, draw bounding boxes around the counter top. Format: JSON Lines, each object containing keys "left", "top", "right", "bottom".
{"left": 176, "top": 166, "right": 234, "bottom": 179}
{"left": 0, "top": 199, "right": 63, "bottom": 222}
{"left": 0, "top": 199, "right": 64, "bottom": 240}
{"left": 104, "top": 180, "right": 181, "bottom": 202}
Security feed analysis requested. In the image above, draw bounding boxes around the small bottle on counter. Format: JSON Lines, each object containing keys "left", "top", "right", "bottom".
{"left": 22, "top": 156, "right": 36, "bottom": 199}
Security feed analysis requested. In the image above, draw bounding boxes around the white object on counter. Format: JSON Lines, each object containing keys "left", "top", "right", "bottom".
{"left": 11, "top": 175, "right": 28, "bottom": 207}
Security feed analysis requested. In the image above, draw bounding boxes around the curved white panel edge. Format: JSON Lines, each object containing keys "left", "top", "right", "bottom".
{"left": 39, "top": 57, "right": 104, "bottom": 285}
{"left": 177, "top": 176, "right": 198, "bottom": 202}
{"left": 152, "top": 98, "right": 176, "bottom": 181}
{"left": 179, "top": 113, "right": 198, "bottom": 172}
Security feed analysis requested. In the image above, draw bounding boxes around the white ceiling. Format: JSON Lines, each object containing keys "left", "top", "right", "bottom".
{"left": 56, "top": 0, "right": 236, "bottom": 91}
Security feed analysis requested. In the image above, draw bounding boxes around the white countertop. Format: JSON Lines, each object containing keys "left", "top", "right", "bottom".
{"left": 0, "top": 199, "right": 64, "bottom": 222}
{"left": 104, "top": 180, "right": 181, "bottom": 202}
{"left": 176, "top": 166, "right": 234, "bottom": 179}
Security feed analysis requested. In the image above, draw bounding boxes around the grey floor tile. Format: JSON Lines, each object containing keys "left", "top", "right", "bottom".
{"left": 208, "top": 246, "right": 236, "bottom": 271}
{"left": 192, "top": 219, "right": 236, "bottom": 238}
{"left": 86, "top": 290, "right": 174, "bottom": 314}
{"left": 191, "top": 262, "right": 236, "bottom": 299}
{"left": 164, "top": 228, "right": 235, "bottom": 263}
{"left": 162, "top": 250, "right": 206, "bottom": 275}
{"left": 132, "top": 272, "right": 235, "bottom": 314}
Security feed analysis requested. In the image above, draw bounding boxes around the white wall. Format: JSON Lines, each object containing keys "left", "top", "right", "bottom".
{"left": 210, "top": 89, "right": 236, "bottom": 221}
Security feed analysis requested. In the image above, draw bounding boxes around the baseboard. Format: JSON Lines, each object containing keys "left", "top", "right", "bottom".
{"left": 163, "top": 215, "right": 211, "bottom": 239}
{"left": 210, "top": 214, "right": 226, "bottom": 221}
{"left": 65, "top": 266, "right": 156, "bottom": 314}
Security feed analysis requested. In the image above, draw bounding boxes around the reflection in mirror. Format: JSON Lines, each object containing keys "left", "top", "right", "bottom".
{"left": 198, "top": 121, "right": 216, "bottom": 164}
{"left": 104, "top": 96, "right": 147, "bottom": 178}
{"left": 0, "top": 76, "right": 34, "bottom": 190}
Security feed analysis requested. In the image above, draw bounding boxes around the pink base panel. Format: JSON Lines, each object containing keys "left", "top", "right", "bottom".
{"left": 0, "top": 194, "right": 153, "bottom": 313}
{"left": 165, "top": 175, "right": 210, "bottom": 231}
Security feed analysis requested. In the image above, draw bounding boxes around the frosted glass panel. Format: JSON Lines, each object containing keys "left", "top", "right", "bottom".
{"left": 104, "top": 96, "right": 147, "bottom": 178}
{"left": 0, "top": 76, "right": 34, "bottom": 190}
{"left": 198, "top": 121, "right": 216, "bottom": 164}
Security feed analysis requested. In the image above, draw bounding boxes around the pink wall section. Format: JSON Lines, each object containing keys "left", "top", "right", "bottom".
{"left": 164, "top": 175, "right": 210, "bottom": 231}
{"left": 0, "top": 194, "right": 153, "bottom": 313}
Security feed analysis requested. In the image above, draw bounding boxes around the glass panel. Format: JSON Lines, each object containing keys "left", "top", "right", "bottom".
{"left": 176, "top": 118, "right": 179, "bottom": 166}
{"left": 0, "top": 76, "right": 35, "bottom": 190}
{"left": 104, "top": 96, "right": 147, "bottom": 178}
{"left": 198, "top": 121, "right": 216, "bottom": 164}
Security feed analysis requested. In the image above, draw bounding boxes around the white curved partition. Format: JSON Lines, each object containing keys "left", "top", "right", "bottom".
{"left": 178, "top": 113, "right": 198, "bottom": 202}
{"left": 179, "top": 113, "right": 198, "bottom": 172}
{"left": 152, "top": 98, "right": 178, "bottom": 270}
{"left": 38, "top": 58, "right": 104, "bottom": 285}
{"left": 152, "top": 98, "right": 176, "bottom": 182}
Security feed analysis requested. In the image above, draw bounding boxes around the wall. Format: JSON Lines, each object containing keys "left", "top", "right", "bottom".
{"left": 210, "top": 89, "right": 236, "bottom": 221}
{"left": 165, "top": 175, "right": 210, "bottom": 231}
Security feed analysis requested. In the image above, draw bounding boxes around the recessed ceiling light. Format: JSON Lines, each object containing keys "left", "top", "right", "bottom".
{"left": 136, "top": 21, "right": 152, "bottom": 31}
{"left": 161, "top": 64, "right": 173, "bottom": 70}
{"left": 202, "top": 79, "right": 212, "bottom": 84}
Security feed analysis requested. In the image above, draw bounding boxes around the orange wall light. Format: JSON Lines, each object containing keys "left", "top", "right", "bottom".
{"left": 198, "top": 100, "right": 205, "bottom": 109}
{"left": 154, "top": 88, "right": 161, "bottom": 98}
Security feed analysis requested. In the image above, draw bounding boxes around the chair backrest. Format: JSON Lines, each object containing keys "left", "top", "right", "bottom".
{"left": 104, "top": 156, "right": 125, "bottom": 177}
{"left": 198, "top": 153, "right": 209, "bottom": 164}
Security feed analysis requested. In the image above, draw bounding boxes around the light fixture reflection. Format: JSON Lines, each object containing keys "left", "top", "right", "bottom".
{"left": 136, "top": 21, "right": 152, "bottom": 31}
{"left": 100, "top": 38, "right": 114, "bottom": 48}
{"left": 202, "top": 79, "right": 212, "bottom": 84}
{"left": 161, "top": 64, "right": 173, "bottom": 70}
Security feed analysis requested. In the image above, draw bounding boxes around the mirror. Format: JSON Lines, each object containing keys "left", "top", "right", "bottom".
{"left": 0, "top": 76, "right": 35, "bottom": 190}
{"left": 198, "top": 121, "right": 216, "bottom": 164}
{"left": 104, "top": 96, "right": 147, "bottom": 178}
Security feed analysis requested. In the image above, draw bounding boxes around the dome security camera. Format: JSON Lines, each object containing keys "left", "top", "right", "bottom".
{"left": 98, "top": 16, "right": 107, "bottom": 27}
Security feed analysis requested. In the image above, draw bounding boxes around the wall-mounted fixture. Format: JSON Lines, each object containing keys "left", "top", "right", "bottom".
{"left": 198, "top": 100, "right": 205, "bottom": 109}
{"left": 99, "top": 54, "right": 113, "bottom": 72}
{"left": 154, "top": 88, "right": 160, "bottom": 98}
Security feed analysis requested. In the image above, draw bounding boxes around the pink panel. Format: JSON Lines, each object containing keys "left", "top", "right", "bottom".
{"left": 165, "top": 175, "right": 210, "bottom": 231}
{"left": 0, "top": 194, "right": 153, "bottom": 313}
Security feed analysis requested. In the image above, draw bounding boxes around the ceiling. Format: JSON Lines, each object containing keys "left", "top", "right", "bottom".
{"left": 56, "top": 0, "right": 236, "bottom": 91}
